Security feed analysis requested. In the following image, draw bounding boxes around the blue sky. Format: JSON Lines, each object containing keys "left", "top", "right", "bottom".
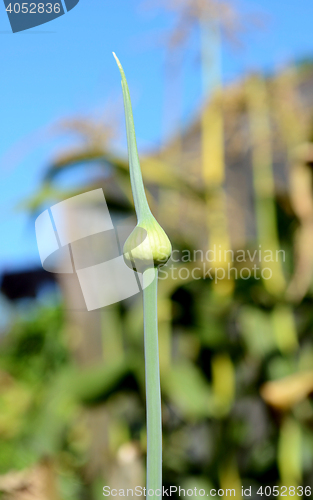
{"left": 1, "top": 0, "right": 313, "bottom": 270}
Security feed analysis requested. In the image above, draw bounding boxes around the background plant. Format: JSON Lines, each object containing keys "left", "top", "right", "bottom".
{"left": 2, "top": 4, "right": 313, "bottom": 500}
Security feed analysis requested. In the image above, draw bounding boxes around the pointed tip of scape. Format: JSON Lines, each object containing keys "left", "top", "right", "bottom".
{"left": 112, "top": 52, "right": 122, "bottom": 71}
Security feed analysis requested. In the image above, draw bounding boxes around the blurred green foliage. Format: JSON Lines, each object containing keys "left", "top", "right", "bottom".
{"left": 2, "top": 58, "right": 313, "bottom": 500}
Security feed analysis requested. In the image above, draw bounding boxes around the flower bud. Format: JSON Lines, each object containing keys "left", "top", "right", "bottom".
{"left": 123, "top": 216, "right": 172, "bottom": 272}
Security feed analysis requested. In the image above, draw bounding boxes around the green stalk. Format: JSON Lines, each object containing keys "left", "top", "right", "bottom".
{"left": 114, "top": 53, "right": 171, "bottom": 500}
{"left": 143, "top": 267, "right": 162, "bottom": 499}
{"left": 113, "top": 52, "right": 151, "bottom": 222}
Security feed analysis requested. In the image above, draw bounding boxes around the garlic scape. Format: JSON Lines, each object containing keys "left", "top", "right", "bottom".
{"left": 123, "top": 217, "right": 172, "bottom": 272}
{"left": 114, "top": 53, "right": 170, "bottom": 500}
{"left": 113, "top": 52, "right": 172, "bottom": 272}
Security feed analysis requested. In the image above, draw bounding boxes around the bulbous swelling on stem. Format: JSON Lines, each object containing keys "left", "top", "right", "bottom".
{"left": 123, "top": 216, "right": 172, "bottom": 272}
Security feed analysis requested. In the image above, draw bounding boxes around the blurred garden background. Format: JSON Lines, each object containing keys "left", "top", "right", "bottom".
{"left": 2, "top": 0, "right": 313, "bottom": 499}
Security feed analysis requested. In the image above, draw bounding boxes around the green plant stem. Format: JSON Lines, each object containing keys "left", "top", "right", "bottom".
{"left": 113, "top": 52, "right": 165, "bottom": 497}
{"left": 143, "top": 267, "right": 162, "bottom": 500}
{"left": 113, "top": 52, "right": 151, "bottom": 222}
